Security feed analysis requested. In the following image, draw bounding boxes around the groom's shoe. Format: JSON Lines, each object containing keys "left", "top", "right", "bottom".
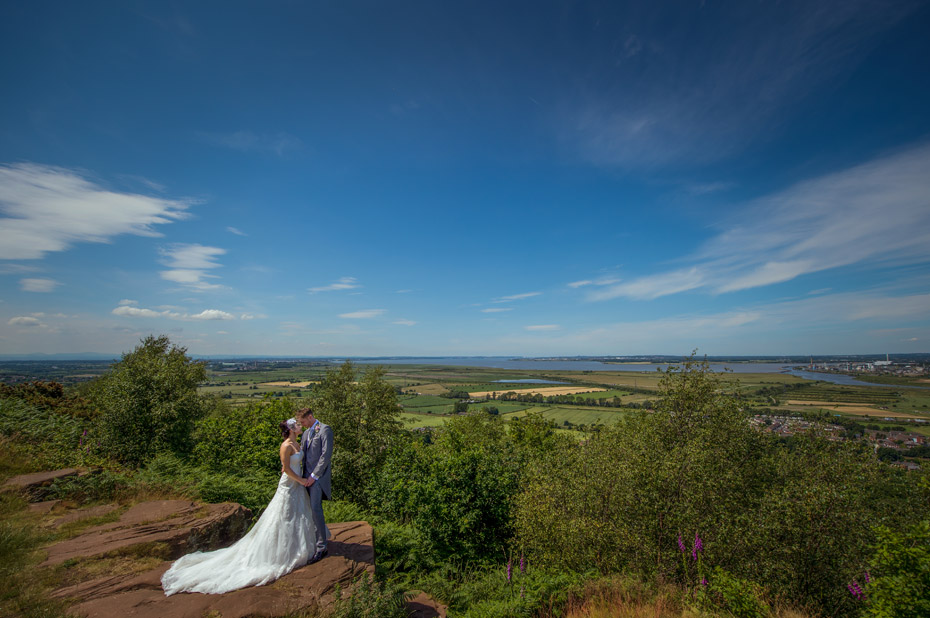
{"left": 307, "top": 548, "right": 328, "bottom": 565}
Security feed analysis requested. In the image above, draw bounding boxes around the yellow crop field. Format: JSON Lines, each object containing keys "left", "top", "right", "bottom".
{"left": 469, "top": 386, "right": 607, "bottom": 398}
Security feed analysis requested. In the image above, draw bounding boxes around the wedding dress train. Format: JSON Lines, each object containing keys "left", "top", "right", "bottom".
{"left": 162, "top": 451, "right": 316, "bottom": 595}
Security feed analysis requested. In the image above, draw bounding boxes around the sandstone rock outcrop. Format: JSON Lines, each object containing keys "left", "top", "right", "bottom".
{"left": 43, "top": 499, "right": 252, "bottom": 567}
{"left": 58, "top": 520, "right": 375, "bottom": 618}
{"left": 37, "top": 493, "right": 445, "bottom": 617}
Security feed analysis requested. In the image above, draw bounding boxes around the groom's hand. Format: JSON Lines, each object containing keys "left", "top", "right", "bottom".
{"left": 305, "top": 476, "right": 316, "bottom": 487}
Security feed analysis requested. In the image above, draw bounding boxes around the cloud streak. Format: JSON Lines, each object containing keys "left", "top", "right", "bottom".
{"left": 309, "top": 277, "right": 360, "bottom": 293}
{"left": 111, "top": 305, "right": 239, "bottom": 321}
{"left": 587, "top": 143, "right": 930, "bottom": 301}
{"left": 0, "top": 163, "right": 191, "bottom": 260}
{"left": 339, "top": 309, "right": 385, "bottom": 319}
{"left": 20, "top": 278, "right": 60, "bottom": 293}
{"left": 159, "top": 244, "right": 227, "bottom": 291}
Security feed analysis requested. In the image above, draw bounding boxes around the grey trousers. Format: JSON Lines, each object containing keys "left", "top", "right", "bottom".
{"left": 307, "top": 482, "right": 329, "bottom": 553}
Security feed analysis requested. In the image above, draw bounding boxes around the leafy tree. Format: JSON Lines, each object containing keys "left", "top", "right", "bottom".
{"left": 513, "top": 358, "right": 919, "bottom": 616}
{"left": 313, "top": 362, "right": 402, "bottom": 506}
{"left": 194, "top": 396, "right": 297, "bottom": 474}
{"left": 91, "top": 335, "right": 208, "bottom": 467}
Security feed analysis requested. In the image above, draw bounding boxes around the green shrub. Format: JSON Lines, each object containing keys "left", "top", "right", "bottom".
{"left": 91, "top": 335, "right": 209, "bottom": 467}
{"left": 194, "top": 396, "right": 296, "bottom": 475}
{"left": 863, "top": 520, "right": 930, "bottom": 618}
{"left": 513, "top": 359, "right": 920, "bottom": 616}
{"left": 698, "top": 567, "right": 769, "bottom": 618}
{"left": 331, "top": 573, "right": 406, "bottom": 618}
{"left": 195, "top": 470, "right": 277, "bottom": 513}
{"left": 313, "top": 363, "right": 403, "bottom": 507}
{"left": 372, "top": 414, "right": 519, "bottom": 563}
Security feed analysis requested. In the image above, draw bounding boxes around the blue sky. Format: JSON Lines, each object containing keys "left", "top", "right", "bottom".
{"left": 1, "top": 0, "right": 929, "bottom": 357}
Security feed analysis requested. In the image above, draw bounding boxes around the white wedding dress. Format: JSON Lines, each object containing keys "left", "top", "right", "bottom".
{"left": 162, "top": 451, "right": 316, "bottom": 595}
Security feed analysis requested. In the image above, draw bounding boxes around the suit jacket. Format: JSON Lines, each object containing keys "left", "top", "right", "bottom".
{"left": 301, "top": 421, "right": 333, "bottom": 500}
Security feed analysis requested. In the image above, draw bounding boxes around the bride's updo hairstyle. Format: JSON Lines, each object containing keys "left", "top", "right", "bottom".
{"left": 279, "top": 418, "right": 298, "bottom": 438}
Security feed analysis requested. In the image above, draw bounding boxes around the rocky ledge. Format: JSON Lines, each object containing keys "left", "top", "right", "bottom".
{"left": 18, "top": 472, "right": 445, "bottom": 618}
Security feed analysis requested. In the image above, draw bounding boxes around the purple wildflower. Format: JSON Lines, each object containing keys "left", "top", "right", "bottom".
{"left": 677, "top": 533, "right": 686, "bottom": 553}
{"left": 506, "top": 560, "right": 512, "bottom": 583}
{"left": 864, "top": 571, "right": 871, "bottom": 584}
{"left": 701, "top": 577, "right": 708, "bottom": 587}
{"left": 83, "top": 429, "right": 87, "bottom": 436}
{"left": 693, "top": 533, "right": 703, "bottom": 560}
{"left": 519, "top": 553, "right": 525, "bottom": 574}
{"left": 848, "top": 580, "right": 864, "bottom": 600}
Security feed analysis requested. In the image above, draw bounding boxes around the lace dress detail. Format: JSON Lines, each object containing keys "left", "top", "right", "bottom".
{"left": 162, "top": 451, "right": 315, "bottom": 595}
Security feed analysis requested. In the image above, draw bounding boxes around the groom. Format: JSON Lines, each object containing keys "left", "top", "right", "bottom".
{"left": 297, "top": 407, "right": 333, "bottom": 564}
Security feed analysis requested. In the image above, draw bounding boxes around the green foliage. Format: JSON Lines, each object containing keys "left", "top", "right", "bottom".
{"left": 698, "top": 567, "right": 769, "bottom": 618}
{"left": 331, "top": 573, "right": 407, "bottom": 618}
{"left": 194, "top": 396, "right": 297, "bottom": 474}
{"left": 91, "top": 335, "right": 209, "bottom": 467}
{"left": 513, "top": 358, "right": 919, "bottom": 616}
{"left": 313, "top": 362, "right": 402, "bottom": 506}
{"left": 412, "top": 562, "right": 587, "bottom": 618}
{"left": 0, "top": 396, "right": 99, "bottom": 469}
{"left": 371, "top": 413, "right": 520, "bottom": 563}
{"left": 863, "top": 519, "right": 930, "bottom": 618}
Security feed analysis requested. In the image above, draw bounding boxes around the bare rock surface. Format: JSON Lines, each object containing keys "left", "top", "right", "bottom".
{"left": 4, "top": 468, "right": 79, "bottom": 491}
{"left": 407, "top": 591, "right": 448, "bottom": 618}
{"left": 28, "top": 499, "right": 61, "bottom": 515}
{"left": 51, "top": 503, "right": 119, "bottom": 527}
{"left": 61, "top": 520, "right": 375, "bottom": 618}
{"left": 43, "top": 499, "right": 252, "bottom": 567}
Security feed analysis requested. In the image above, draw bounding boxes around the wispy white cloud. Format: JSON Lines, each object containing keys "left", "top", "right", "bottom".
{"left": 568, "top": 277, "right": 620, "bottom": 289}
{"left": 339, "top": 309, "right": 385, "bottom": 319}
{"left": 0, "top": 163, "right": 191, "bottom": 260}
{"left": 492, "top": 291, "right": 541, "bottom": 303}
{"left": 393, "top": 319, "right": 417, "bottom": 326}
{"left": 7, "top": 316, "right": 44, "bottom": 327}
{"left": 20, "top": 277, "right": 60, "bottom": 293}
{"left": 159, "top": 244, "right": 227, "bottom": 291}
{"left": 226, "top": 226, "right": 247, "bottom": 236}
{"left": 0, "top": 263, "right": 39, "bottom": 275}
{"left": 112, "top": 305, "right": 236, "bottom": 320}
{"left": 481, "top": 307, "right": 513, "bottom": 313}
{"left": 200, "top": 131, "right": 303, "bottom": 156}
{"left": 588, "top": 144, "right": 930, "bottom": 301}
{"left": 118, "top": 299, "right": 138, "bottom": 306}
{"left": 589, "top": 268, "right": 704, "bottom": 301}
{"left": 309, "top": 277, "right": 360, "bottom": 293}
{"left": 525, "top": 324, "right": 560, "bottom": 331}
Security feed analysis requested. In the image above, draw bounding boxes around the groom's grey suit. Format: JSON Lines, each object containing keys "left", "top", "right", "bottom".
{"left": 301, "top": 420, "right": 332, "bottom": 554}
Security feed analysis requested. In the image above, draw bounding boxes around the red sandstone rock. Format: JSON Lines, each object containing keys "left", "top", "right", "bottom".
{"left": 61, "top": 520, "right": 375, "bottom": 618}
{"left": 407, "top": 591, "right": 448, "bottom": 618}
{"left": 28, "top": 499, "right": 61, "bottom": 515}
{"left": 4, "top": 468, "right": 79, "bottom": 490}
{"left": 51, "top": 503, "right": 119, "bottom": 527}
{"left": 42, "top": 500, "right": 251, "bottom": 567}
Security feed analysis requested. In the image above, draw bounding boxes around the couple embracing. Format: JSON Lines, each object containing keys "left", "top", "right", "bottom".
{"left": 162, "top": 407, "right": 333, "bottom": 595}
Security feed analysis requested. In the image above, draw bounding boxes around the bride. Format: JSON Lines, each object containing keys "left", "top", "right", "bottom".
{"left": 162, "top": 418, "right": 317, "bottom": 595}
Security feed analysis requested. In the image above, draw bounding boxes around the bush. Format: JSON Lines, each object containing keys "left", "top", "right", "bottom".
{"left": 194, "top": 396, "right": 297, "bottom": 475}
{"left": 698, "top": 567, "right": 769, "bottom": 618}
{"left": 313, "top": 363, "right": 402, "bottom": 506}
{"left": 372, "top": 414, "right": 520, "bottom": 563}
{"left": 331, "top": 573, "right": 407, "bottom": 618}
{"left": 863, "top": 519, "right": 930, "bottom": 618}
{"left": 91, "top": 335, "right": 208, "bottom": 467}
{"left": 513, "top": 358, "right": 919, "bottom": 616}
